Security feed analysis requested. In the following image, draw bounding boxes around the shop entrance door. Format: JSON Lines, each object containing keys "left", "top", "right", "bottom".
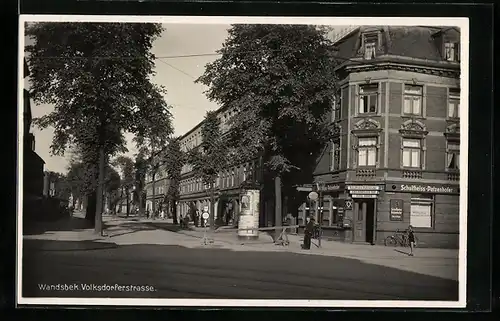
{"left": 353, "top": 199, "right": 375, "bottom": 243}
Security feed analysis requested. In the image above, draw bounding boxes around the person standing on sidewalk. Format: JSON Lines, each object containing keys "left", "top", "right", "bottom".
{"left": 408, "top": 225, "right": 417, "bottom": 256}
{"left": 303, "top": 216, "right": 314, "bottom": 250}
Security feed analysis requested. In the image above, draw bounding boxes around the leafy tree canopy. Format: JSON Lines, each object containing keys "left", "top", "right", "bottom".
{"left": 196, "top": 24, "right": 339, "bottom": 182}
{"left": 26, "top": 22, "right": 169, "bottom": 158}
{"left": 113, "top": 155, "right": 135, "bottom": 188}
{"left": 187, "top": 111, "right": 228, "bottom": 187}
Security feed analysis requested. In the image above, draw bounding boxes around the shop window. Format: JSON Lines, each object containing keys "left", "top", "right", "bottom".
{"left": 330, "top": 140, "right": 341, "bottom": 171}
{"left": 444, "top": 42, "right": 460, "bottom": 62}
{"left": 402, "top": 138, "right": 422, "bottom": 168}
{"left": 359, "top": 84, "right": 378, "bottom": 114}
{"left": 448, "top": 88, "right": 460, "bottom": 118}
{"left": 403, "top": 85, "right": 423, "bottom": 116}
{"left": 446, "top": 141, "right": 460, "bottom": 170}
{"left": 410, "top": 194, "right": 434, "bottom": 228}
{"left": 363, "top": 33, "right": 378, "bottom": 60}
{"left": 357, "top": 137, "right": 377, "bottom": 167}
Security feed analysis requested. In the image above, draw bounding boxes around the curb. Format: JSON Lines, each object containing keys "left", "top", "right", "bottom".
{"left": 23, "top": 240, "right": 119, "bottom": 252}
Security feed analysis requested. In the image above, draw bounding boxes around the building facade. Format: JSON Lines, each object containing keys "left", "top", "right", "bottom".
{"left": 145, "top": 164, "right": 170, "bottom": 215}
{"left": 303, "top": 26, "right": 461, "bottom": 248}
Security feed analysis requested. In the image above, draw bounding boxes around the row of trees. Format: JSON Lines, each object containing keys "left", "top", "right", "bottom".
{"left": 27, "top": 23, "right": 339, "bottom": 233}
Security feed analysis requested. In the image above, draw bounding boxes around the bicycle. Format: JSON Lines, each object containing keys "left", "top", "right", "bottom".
{"left": 384, "top": 229, "right": 419, "bottom": 247}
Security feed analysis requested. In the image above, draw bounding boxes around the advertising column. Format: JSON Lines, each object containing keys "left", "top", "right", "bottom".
{"left": 238, "top": 189, "right": 260, "bottom": 240}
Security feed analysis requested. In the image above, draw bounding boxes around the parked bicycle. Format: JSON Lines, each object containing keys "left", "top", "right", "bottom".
{"left": 312, "top": 223, "right": 322, "bottom": 239}
{"left": 384, "top": 229, "right": 419, "bottom": 247}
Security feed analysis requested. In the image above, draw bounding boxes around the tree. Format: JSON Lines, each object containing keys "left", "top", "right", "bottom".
{"left": 197, "top": 24, "right": 339, "bottom": 232}
{"left": 133, "top": 152, "right": 148, "bottom": 217}
{"left": 162, "top": 136, "right": 186, "bottom": 225}
{"left": 26, "top": 22, "right": 169, "bottom": 234}
{"left": 187, "top": 111, "right": 228, "bottom": 229}
{"left": 104, "top": 166, "right": 121, "bottom": 214}
{"left": 113, "top": 155, "right": 135, "bottom": 216}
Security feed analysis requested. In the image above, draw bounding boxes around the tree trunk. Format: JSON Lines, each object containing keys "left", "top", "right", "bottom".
{"left": 172, "top": 200, "right": 178, "bottom": 225}
{"left": 94, "top": 146, "right": 105, "bottom": 235}
{"left": 274, "top": 175, "right": 282, "bottom": 240}
{"left": 151, "top": 172, "right": 156, "bottom": 220}
{"left": 209, "top": 183, "right": 216, "bottom": 230}
{"left": 85, "top": 191, "right": 96, "bottom": 224}
{"left": 138, "top": 190, "right": 145, "bottom": 218}
{"left": 126, "top": 187, "right": 130, "bottom": 217}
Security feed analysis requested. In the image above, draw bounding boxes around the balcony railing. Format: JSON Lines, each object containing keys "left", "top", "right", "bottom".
{"left": 402, "top": 170, "right": 423, "bottom": 179}
{"left": 355, "top": 168, "right": 376, "bottom": 178}
{"left": 447, "top": 172, "right": 460, "bottom": 181}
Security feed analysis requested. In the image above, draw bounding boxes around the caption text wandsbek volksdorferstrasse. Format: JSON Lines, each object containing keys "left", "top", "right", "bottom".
{"left": 38, "top": 283, "right": 156, "bottom": 292}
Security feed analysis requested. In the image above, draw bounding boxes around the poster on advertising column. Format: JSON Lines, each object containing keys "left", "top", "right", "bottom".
{"left": 238, "top": 189, "right": 260, "bottom": 239}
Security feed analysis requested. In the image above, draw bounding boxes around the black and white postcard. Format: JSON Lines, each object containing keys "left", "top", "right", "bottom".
{"left": 17, "top": 15, "right": 468, "bottom": 308}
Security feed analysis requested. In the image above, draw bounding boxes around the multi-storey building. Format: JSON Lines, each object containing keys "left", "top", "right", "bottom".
{"left": 145, "top": 163, "right": 170, "bottom": 214}
{"left": 23, "top": 58, "right": 45, "bottom": 199}
{"left": 303, "top": 26, "right": 462, "bottom": 248}
{"left": 158, "top": 25, "right": 462, "bottom": 248}
{"left": 176, "top": 109, "right": 261, "bottom": 225}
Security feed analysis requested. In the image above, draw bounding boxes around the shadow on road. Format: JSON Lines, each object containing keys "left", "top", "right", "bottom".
{"left": 23, "top": 216, "right": 94, "bottom": 236}
{"left": 106, "top": 221, "right": 192, "bottom": 238}
{"left": 21, "top": 241, "right": 459, "bottom": 301}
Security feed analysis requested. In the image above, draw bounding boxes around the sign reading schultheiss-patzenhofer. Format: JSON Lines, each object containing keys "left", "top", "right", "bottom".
{"left": 238, "top": 189, "right": 260, "bottom": 239}
{"left": 386, "top": 183, "right": 459, "bottom": 194}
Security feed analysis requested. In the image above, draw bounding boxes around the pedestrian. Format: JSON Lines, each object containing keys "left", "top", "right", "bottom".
{"left": 407, "top": 225, "right": 417, "bottom": 256}
{"left": 303, "top": 216, "right": 314, "bottom": 250}
{"left": 160, "top": 209, "right": 165, "bottom": 220}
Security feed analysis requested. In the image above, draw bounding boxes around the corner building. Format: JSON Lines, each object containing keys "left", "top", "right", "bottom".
{"left": 308, "top": 26, "right": 461, "bottom": 248}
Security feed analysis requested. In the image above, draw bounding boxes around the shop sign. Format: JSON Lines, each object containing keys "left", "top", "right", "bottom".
{"left": 322, "top": 183, "right": 345, "bottom": 191}
{"left": 351, "top": 194, "right": 377, "bottom": 199}
{"left": 347, "top": 185, "right": 382, "bottom": 191}
{"left": 390, "top": 199, "right": 404, "bottom": 221}
{"left": 344, "top": 199, "right": 353, "bottom": 210}
{"left": 386, "top": 183, "right": 459, "bottom": 194}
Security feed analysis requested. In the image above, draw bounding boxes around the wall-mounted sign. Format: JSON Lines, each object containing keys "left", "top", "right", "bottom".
{"left": 322, "top": 183, "right": 345, "bottom": 192}
{"left": 344, "top": 199, "right": 353, "bottom": 210}
{"left": 347, "top": 185, "right": 382, "bottom": 191}
{"left": 390, "top": 199, "right": 404, "bottom": 221}
{"left": 386, "top": 183, "right": 459, "bottom": 194}
{"left": 351, "top": 194, "right": 377, "bottom": 199}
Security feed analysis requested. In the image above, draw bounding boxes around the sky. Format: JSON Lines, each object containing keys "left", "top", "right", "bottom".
{"left": 26, "top": 23, "right": 231, "bottom": 174}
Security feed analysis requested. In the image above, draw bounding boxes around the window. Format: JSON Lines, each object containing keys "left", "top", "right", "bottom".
{"left": 447, "top": 142, "right": 460, "bottom": 170}
{"left": 243, "top": 167, "right": 247, "bottom": 182}
{"left": 231, "top": 170, "right": 235, "bottom": 187}
{"left": 448, "top": 88, "right": 460, "bottom": 118}
{"left": 330, "top": 141, "right": 341, "bottom": 171}
{"left": 404, "top": 85, "right": 423, "bottom": 115}
{"left": 363, "top": 33, "right": 378, "bottom": 59}
{"left": 444, "top": 42, "right": 460, "bottom": 62}
{"left": 331, "top": 95, "right": 341, "bottom": 121}
{"left": 410, "top": 194, "right": 434, "bottom": 228}
{"left": 359, "top": 84, "right": 378, "bottom": 114}
{"left": 357, "top": 137, "right": 377, "bottom": 167}
{"left": 402, "top": 139, "right": 422, "bottom": 168}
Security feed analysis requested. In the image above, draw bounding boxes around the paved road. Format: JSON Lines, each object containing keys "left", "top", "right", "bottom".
{"left": 22, "top": 240, "right": 458, "bottom": 301}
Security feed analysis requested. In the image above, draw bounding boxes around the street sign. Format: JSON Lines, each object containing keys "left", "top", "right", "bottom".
{"left": 297, "top": 186, "right": 313, "bottom": 192}
{"left": 202, "top": 212, "right": 209, "bottom": 219}
{"left": 308, "top": 191, "right": 319, "bottom": 201}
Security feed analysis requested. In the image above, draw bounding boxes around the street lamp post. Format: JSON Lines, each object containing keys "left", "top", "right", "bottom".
{"left": 316, "top": 182, "right": 324, "bottom": 248}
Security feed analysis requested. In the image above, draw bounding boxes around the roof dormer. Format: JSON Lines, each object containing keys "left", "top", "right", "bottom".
{"left": 432, "top": 27, "right": 461, "bottom": 62}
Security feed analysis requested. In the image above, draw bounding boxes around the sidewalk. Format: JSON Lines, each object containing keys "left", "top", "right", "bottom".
{"left": 22, "top": 215, "right": 459, "bottom": 281}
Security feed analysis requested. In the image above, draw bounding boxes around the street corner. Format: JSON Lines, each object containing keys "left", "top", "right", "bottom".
{"left": 22, "top": 238, "right": 118, "bottom": 252}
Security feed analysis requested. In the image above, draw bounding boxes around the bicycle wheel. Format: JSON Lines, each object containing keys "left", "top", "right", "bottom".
{"left": 384, "top": 236, "right": 398, "bottom": 247}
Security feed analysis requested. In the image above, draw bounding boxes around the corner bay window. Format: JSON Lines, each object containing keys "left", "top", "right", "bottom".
{"left": 448, "top": 88, "right": 460, "bottom": 118}
{"left": 357, "top": 137, "right": 377, "bottom": 167}
{"left": 446, "top": 141, "right": 460, "bottom": 170}
{"left": 359, "top": 84, "right": 378, "bottom": 114}
{"left": 402, "top": 138, "right": 422, "bottom": 168}
{"left": 410, "top": 194, "right": 434, "bottom": 228}
{"left": 403, "top": 85, "right": 423, "bottom": 115}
